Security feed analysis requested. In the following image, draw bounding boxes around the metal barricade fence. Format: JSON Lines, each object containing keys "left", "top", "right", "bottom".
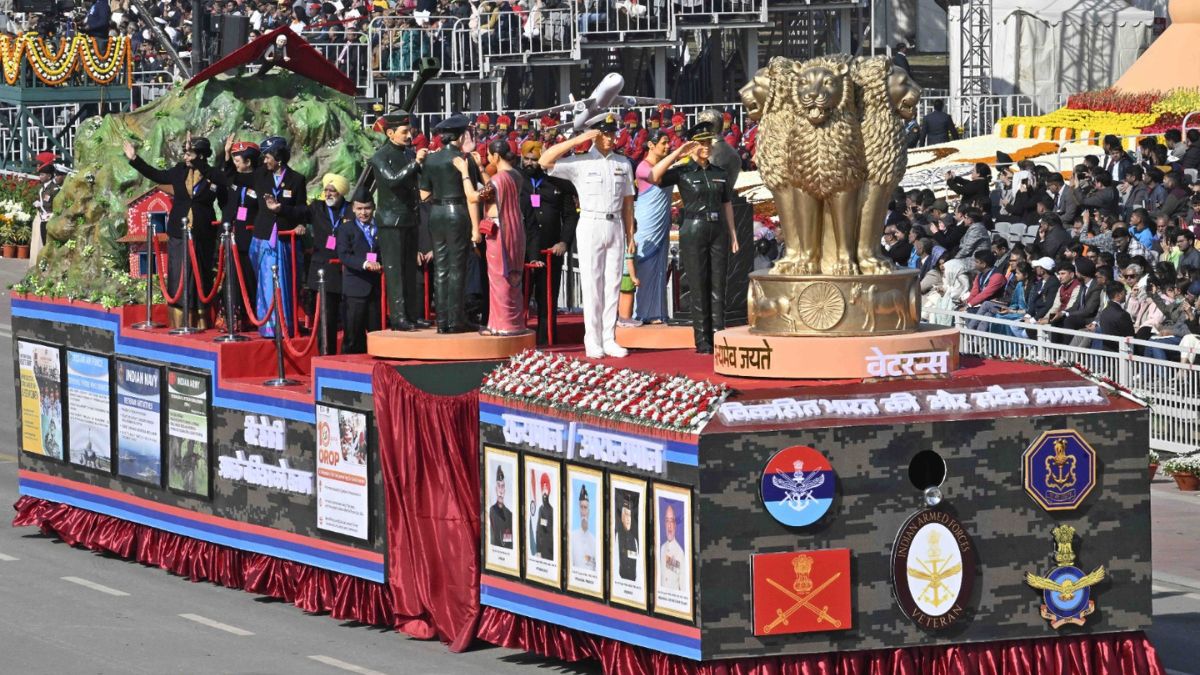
{"left": 576, "top": 0, "right": 672, "bottom": 41}
{"left": 674, "top": 0, "right": 766, "bottom": 26}
{"left": 926, "top": 307, "right": 1200, "bottom": 455}
{"left": 917, "top": 94, "right": 1038, "bottom": 140}
{"left": 368, "top": 15, "right": 485, "bottom": 81}
{"left": 305, "top": 40, "right": 372, "bottom": 95}
{"left": 130, "top": 69, "right": 175, "bottom": 108}
{"left": 0, "top": 101, "right": 125, "bottom": 169}
{"left": 481, "top": 4, "right": 578, "bottom": 64}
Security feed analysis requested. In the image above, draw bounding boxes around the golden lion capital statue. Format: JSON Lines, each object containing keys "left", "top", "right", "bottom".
{"left": 740, "top": 54, "right": 920, "bottom": 277}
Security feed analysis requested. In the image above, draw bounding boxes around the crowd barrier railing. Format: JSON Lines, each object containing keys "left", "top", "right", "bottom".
{"left": 481, "top": 5, "right": 579, "bottom": 64}
{"left": 368, "top": 15, "right": 487, "bottom": 82}
{"left": 576, "top": 0, "right": 672, "bottom": 42}
{"left": 674, "top": 0, "right": 767, "bottom": 26}
{"left": 926, "top": 306, "right": 1200, "bottom": 455}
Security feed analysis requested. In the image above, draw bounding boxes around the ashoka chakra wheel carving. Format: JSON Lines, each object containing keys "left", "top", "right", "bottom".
{"left": 797, "top": 282, "right": 845, "bottom": 330}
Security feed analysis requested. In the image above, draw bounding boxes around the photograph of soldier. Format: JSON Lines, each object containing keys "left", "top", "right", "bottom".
{"left": 609, "top": 475, "right": 648, "bottom": 609}
{"left": 653, "top": 483, "right": 693, "bottom": 620}
{"left": 483, "top": 447, "right": 520, "bottom": 576}
{"left": 523, "top": 455, "right": 562, "bottom": 588}
{"left": 566, "top": 465, "right": 603, "bottom": 598}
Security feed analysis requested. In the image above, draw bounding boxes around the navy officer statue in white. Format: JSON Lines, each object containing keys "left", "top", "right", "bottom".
{"left": 539, "top": 113, "right": 637, "bottom": 359}
{"left": 650, "top": 122, "right": 738, "bottom": 353}
{"left": 336, "top": 188, "right": 383, "bottom": 354}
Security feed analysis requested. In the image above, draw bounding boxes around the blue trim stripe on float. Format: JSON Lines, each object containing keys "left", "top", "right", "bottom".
{"left": 480, "top": 585, "right": 700, "bottom": 660}
{"left": 19, "top": 478, "right": 384, "bottom": 583}
{"left": 12, "top": 299, "right": 120, "bottom": 331}
{"left": 479, "top": 402, "right": 699, "bottom": 466}
{"left": 314, "top": 368, "right": 374, "bottom": 399}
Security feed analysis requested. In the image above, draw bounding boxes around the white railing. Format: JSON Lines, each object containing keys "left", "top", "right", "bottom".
{"left": 0, "top": 101, "right": 125, "bottom": 169}
{"left": 577, "top": 0, "right": 673, "bottom": 42}
{"left": 305, "top": 40, "right": 372, "bottom": 94}
{"left": 675, "top": 0, "right": 767, "bottom": 26}
{"left": 926, "top": 307, "right": 1200, "bottom": 455}
{"left": 130, "top": 69, "right": 175, "bottom": 108}
{"left": 482, "top": 5, "right": 578, "bottom": 63}
{"left": 369, "top": 15, "right": 486, "bottom": 81}
{"left": 917, "top": 93, "right": 1039, "bottom": 141}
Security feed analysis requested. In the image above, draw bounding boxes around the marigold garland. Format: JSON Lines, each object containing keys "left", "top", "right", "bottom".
{"left": 0, "top": 33, "right": 129, "bottom": 86}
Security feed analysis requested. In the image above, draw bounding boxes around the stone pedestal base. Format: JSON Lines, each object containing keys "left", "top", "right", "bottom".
{"left": 367, "top": 328, "right": 535, "bottom": 361}
{"left": 713, "top": 324, "right": 960, "bottom": 379}
{"left": 748, "top": 268, "right": 920, "bottom": 337}
{"left": 615, "top": 324, "right": 696, "bottom": 350}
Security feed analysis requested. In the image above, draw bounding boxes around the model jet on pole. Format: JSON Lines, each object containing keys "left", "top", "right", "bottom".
{"left": 518, "top": 73, "right": 670, "bottom": 134}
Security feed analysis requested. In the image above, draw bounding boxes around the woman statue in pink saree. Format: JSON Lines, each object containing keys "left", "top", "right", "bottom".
{"left": 480, "top": 139, "right": 531, "bottom": 335}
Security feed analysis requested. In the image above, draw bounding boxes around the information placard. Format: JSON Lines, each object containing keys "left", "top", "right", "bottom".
{"left": 315, "top": 403, "right": 371, "bottom": 541}
{"left": 18, "top": 340, "right": 64, "bottom": 460}
{"left": 66, "top": 351, "right": 111, "bottom": 471}
{"left": 115, "top": 359, "right": 164, "bottom": 486}
{"left": 167, "top": 369, "right": 211, "bottom": 498}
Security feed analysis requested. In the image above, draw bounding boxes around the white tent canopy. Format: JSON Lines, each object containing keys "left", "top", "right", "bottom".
{"left": 950, "top": 0, "right": 1154, "bottom": 112}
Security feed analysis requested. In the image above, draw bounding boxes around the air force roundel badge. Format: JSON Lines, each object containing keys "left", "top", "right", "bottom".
{"left": 760, "top": 446, "right": 835, "bottom": 527}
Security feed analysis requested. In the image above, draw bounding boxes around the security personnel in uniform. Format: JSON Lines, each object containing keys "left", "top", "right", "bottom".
{"left": 366, "top": 112, "right": 430, "bottom": 331}
{"left": 419, "top": 115, "right": 482, "bottom": 333}
{"left": 519, "top": 140, "right": 578, "bottom": 345}
{"left": 539, "top": 113, "right": 636, "bottom": 359}
{"left": 651, "top": 122, "right": 739, "bottom": 353}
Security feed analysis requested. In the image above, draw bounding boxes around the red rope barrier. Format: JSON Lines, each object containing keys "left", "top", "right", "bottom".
{"left": 276, "top": 282, "right": 320, "bottom": 360}
{"left": 228, "top": 239, "right": 277, "bottom": 329}
{"left": 153, "top": 239, "right": 186, "bottom": 305}
{"left": 187, "top": 233, "right": 225, "bottom": 306}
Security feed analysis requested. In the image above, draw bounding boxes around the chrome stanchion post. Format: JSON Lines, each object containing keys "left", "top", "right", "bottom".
{"left": 214, "top": 223, "right": 248, "bottom": 343}
{"left": 169, "top": 221, "right": 202, "bottom": 335}
{"left": 133, "top": 217, "right": 163, "bottom": 330}
{"left": 317, "top": 269, "right": 330, "bottom": 356}
{"left": 264, "top": 264, "right": 300, "bottom": 387}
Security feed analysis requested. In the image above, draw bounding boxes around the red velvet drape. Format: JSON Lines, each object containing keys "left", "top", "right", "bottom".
{"left": 476, "top": 607, "right": 1165, "bottom": 675}
{"left": 372, "top": 363, "right": 482, "bottom": 651}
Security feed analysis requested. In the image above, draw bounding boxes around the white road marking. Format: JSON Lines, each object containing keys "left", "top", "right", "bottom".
{"left": 308, "top": 655, "right": 387, "bottom": 675}
{"left": 0, "top": 553, "right": 18, "bottom": 561}
{"left": 61, "top": 576, "right": 129, "bottom": 596}
{"left": 178, "top": 613, "right": 254, "bottom": 636}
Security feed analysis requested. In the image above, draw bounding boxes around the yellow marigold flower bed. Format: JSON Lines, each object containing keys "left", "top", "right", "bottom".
{"left": 996, "top": 108, "right": 1159, "bottom": 148}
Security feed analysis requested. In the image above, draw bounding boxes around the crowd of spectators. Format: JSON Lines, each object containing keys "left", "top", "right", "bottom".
{"left": 890, "top": 130, "right": 1200, "bottom": 359}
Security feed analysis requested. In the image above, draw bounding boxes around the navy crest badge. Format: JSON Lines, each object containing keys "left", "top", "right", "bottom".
{"left": 1023, "top": 430, "right": 1097, "bottom": 511}
{"left": 1024, "top": 525, "right": 1106, "bottom": 629}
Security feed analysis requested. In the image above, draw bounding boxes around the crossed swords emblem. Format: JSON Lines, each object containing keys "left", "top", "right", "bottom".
{"left": 762, "top": 572, "right": 843, "bottom": 633}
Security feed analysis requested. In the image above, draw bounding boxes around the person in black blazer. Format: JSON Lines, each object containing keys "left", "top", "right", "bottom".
{"left": 1026, "top": 258, "right": 1061, "bottom": 321}
{"left": 123, "top": 135, "right": 221, "bottom": 328}
{"left": 1052, "top": 257, "right": 1102, "bottom": 335}
{"left": 209, "top": 136, "right": 309, "bottom": 338}
{"left": 918, "top": 100, "right": 959, "bottom": 146}
{"left": 945, "top": 163, "right": 992, "bottom": 215}
{"left": 218, "top": 140, "right": 261, "bottom": 331}
{"left": 1095, "top": 282, "right": 1134, "bottom": 351}
{"left": 520, "top": 142, "right": 579, "bottom": 345}
{"left": 337, "top": 190, "right": 383, "bottom": 355}
{"left": 307, "top": 174, "right": 351, "bottom": 354}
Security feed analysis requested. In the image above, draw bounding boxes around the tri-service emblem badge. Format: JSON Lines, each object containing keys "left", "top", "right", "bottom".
{"left": 759, "top": 445, "right": 835, "bottom": 527}
{"left": 891, "top": 507, "right": 976, "bottom": 630}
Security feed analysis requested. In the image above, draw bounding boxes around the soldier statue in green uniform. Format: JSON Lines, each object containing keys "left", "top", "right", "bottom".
{"left": 419, "top": 115, "right": 483, "bottom": 334}
{"left": 650, "top": 122, "right": 740, "bottom": 353}
{"left": 365, "top": 112, "right": 429, "bottom": 331}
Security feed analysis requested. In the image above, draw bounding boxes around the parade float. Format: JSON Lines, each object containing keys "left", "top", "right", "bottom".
{"left": 7, "top": 28, "right": 1165, "bottom": 675}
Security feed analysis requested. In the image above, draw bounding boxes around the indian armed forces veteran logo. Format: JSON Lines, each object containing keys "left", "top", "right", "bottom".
{"left": 891, "top": 507, "right": 976, "bottom": 630}
{"left": 751, "top": 549, "right": 851, "bottom": 636}
{"left": 1023, "top": 429, "right": 1097, "bottom": 511}
{"left": 760, "top": 445, "right": 835, "bottom": 527}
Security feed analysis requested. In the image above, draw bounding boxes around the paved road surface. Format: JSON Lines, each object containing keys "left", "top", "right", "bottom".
{"left": 0, "top": 258, "right": 1195, "bottom": 674}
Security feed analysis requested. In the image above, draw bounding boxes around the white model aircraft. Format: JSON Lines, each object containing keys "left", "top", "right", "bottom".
{"left": 518, "top": 73, "right": 670, "bottom": 133}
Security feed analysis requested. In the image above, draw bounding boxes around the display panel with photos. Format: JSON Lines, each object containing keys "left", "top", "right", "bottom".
{"left": 17, "top": 340, "right": 65, "bottom": 461}
{"left": 166, "top": 369, "right": 212, "bottom": 498}
{"left": 65, "top": 350, "right": 112, "bottom": 472}
{"left": 565, "top": 464, "right": 605, "bottom": 599}
{"left": 609, "top": 474, "right": 648, "bottom": 610}
{"left": 115, "top": 358, "right": 165, "bottom": 486}
{"left": 483, "top": 446, "right": 521, "bottom": 577}
{"left": 652, "top": 482, "right": 694, "bottom": 622}
{"left": 315, "top": 403, "right": 372, "bottom": 542}
{"left": 523, "top": 454, "right": 562, "bottom": 589}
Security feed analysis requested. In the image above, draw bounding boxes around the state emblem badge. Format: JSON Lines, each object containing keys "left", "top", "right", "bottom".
{"left": 1025, "top": 524, "right": 1106, "bottom": 629}
{"left": 1022, "top": 430, "right": 1097, "bottom": 511}
{"left": 891, "top": 507, "right": 976, "bottom": 630}
{"left": 759, "top": 446, "right": 835, "bottom": 527}
{"left": 751, "top": 549, "right": 852, "bottom": 636}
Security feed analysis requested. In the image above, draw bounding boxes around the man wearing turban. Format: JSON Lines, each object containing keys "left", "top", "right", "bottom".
{"left": 306, "top": 173, "right": 351, "bottom": 352}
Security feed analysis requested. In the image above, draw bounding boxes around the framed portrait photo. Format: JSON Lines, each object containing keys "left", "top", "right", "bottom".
{"left": 522, "top": 454, "right": 562, "bottom": 589}
{"left": 564, "top": 464, "right": 604, "bottom": 599}
{"left": 609, "top": 474, "right": 648, "bottom": 611}
{"left": 483, "top": 446, "right": 521, "bottom": 577}
{"left": 17, "top": 339, "right": 65, "bottom": 461}
{"left": 652, "top": 482, "right": 694, "bottom": 622}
